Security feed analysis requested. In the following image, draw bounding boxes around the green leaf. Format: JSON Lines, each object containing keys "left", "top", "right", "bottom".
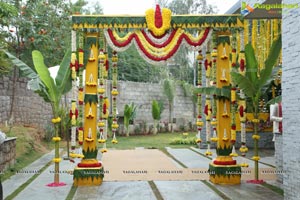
{"left": 266, "top": 95, "right": 282, "bottom": 106}
{"left": 152, "top": 100, "right": 160, "bottom": 120}
{"left": 32, "top": 50, "right": 59, "bottom": 104}
{"left": 4, "top": 51, "right": 37, "bottom": 79}
{"left": 194, "top": 86, "right": 230, "bottom": 99}
{"left": 55, "top": 49, "right": 71, "bottom": 95}
{"left": 230, "top": 72, "right": 256, "bottom": 97}
{"left": 245, "top": 43, "right": 258, "bottom": 84}
{"left": 258, "top": 35, "right": 282, "bottom": 89}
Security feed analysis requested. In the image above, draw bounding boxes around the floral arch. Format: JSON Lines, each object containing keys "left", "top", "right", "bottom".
{"left": 64, "top": 5, "right": 280, "bottom": 186}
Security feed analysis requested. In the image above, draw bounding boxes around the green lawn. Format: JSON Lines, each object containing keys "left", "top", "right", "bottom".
{"left": 105, "top": 132, "right": 198, "bottom": 150}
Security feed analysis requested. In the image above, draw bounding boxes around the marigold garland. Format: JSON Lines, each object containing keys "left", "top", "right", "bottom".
{"left": 104, "top": 28, "right": 212, "bottom": 64}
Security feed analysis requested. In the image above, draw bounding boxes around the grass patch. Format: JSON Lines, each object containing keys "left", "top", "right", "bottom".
{"left": 107, "top": 132, "right": 198, "bottom": 150}
{"left": 262, "top": 182, "right": 284, "bottom": 196}
{"left": 65, "top": 185, "right": 78, "bottom": 200}
{"left": 160, "top": 148, "right": 187, "bottom": 168}
{"left": 148, "top": 181, "right": 164, "bottom": 200}
{"left": 201, "top": 180, "right": 231, "bottom": 200}
{"left": 0, "top": 125, "right": 64, "bottom": 181}
{"left": 189, "top": 147, "right": 213, "bottom": 160}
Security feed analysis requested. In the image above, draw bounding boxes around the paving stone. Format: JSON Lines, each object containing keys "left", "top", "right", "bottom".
{"left": 74, "top": 181, "right": 156, "bottom": 200}
{"left": 3, "top": 150, "right": 58, "bottom": 199}
{"left": 214, "top": 181, "right": 283, "bottom": 200}
{"left": 13, "top": 154, "right": 75, "bottom": 200}
{"left": 154, "top": 181, "right": 222, "bottom": 200}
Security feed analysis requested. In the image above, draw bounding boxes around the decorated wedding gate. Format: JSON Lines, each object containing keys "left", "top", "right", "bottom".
{"left": 66, "top": 5, "right": 280, "bottom": 185}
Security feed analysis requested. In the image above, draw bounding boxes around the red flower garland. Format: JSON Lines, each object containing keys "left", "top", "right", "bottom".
{"left": 107, "top": 28, "right": 210, "bottom": 62}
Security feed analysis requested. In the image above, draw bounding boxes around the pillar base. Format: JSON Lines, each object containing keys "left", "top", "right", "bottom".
{"left": 209, "top": 163, "right": 241, "bottom": 184}
{"left": 73, "top": 167, "right": 104, "bottom": 186}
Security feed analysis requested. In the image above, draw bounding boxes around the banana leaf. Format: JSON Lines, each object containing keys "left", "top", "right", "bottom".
{"left": 244, "top": 43, "right": 258, "bottom": 86}
{"left": 55, "top": 49, "right": 71, "bottom": 95}
{"left": 32, "top": 50, "right": 59, "bottom": 106}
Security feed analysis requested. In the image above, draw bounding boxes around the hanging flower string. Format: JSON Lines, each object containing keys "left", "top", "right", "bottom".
{"left": 195, "top": 50, "right": 203, "bottom": 144}
{"left": 77, "top": 31, "right": 85, "bottom": 147}
{"left": 204, "top": 50, "right": 212, "bottom": 156}
{"left": 98, "top": 49, "right": 106, "bottom": 145}
{"left": 69, "top": 30, "right": 79, "bottom": 158}
{"left": 111, "top": 51, "right": 119, "bottom": 145}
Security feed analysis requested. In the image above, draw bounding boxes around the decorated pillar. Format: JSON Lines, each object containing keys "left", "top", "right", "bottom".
{"left": 209, "top": 32, "right": 241, "bottom": 184}
{"left": 73, "top": 32, "right": 104, "bottom": 186}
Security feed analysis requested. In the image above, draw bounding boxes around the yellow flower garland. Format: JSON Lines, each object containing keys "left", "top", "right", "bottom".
{"left": 51, "top": 117, "right": 61, "bottom": 124}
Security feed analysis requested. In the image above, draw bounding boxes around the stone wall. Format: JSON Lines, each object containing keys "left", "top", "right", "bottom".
{"left": 0, "top": 137, "right": 17, "bottom": 172}
{"left": 282, "top": 1, "right": 300, "bottom": 199}
{"left": 0, "top": 77, "right": 195, "bottom": 130}
{"left": 0, "top": 76, "right": 53, "bottom": 129}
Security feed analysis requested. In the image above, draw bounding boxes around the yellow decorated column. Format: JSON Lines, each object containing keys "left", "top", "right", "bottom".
{"left": 73, "top": 32, "right": 104, "bottom": 186}
{"left": 209, "top": 33, "right": 241, "bottom": 184}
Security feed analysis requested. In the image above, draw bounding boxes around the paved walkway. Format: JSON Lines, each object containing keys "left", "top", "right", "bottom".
{"left": 2, "top": 147, "right": 283, "bottom": 200}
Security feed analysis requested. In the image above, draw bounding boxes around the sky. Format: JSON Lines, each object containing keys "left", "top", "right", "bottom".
{"left": 87, "top": 0, "right": 240, "bottom": 15}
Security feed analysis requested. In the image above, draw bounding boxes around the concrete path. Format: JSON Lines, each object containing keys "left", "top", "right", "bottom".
{"left": 215, "top": 181, "right": 283, "bottom": 200}
{"left": 3, "top": 150, "right": 56, "bottom": 199}
{"left": 74, "top": 181, "right": 156, "bottom": 200}
{"left": 154, "top": 181, "right": 222, "bottom": 200}
{"left": 13, "top": 157, "right": 76, "bottom": 200}
{"left": 2, "top": 147, "right": 283, "bottom": 200}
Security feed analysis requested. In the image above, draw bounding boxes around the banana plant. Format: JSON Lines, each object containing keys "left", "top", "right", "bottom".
{"left": 230, "top": 35, "right": 282, "bottom": 181}
{"left": 31, "top": 50, "right": 71, "bottom": 184}
{"left": 5, "top": 49, "right": 71, "bottom": 184}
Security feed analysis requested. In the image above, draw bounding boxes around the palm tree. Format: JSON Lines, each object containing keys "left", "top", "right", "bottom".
{"left": 231, "top": 35, "right": 282, "bottom": 181}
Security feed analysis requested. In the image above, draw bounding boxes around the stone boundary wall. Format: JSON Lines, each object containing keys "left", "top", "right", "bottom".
{"left": 0, "top": 77, "right": 195, "bottom": 129}
{"left": 0, "top": 76, "right": 53, "bottom": 129}
{"left": 0, "top": 137, "right": 16, "bottom": 172}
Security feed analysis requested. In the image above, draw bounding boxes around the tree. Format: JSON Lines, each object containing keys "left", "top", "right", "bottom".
{"left": 152, "top": 100, "right": 160, "bottom": 134}
{"left": 231, "top": 35, "right": 282, "bottom": 181}
{"left": 163, "top": 78, "right": 175, "bottom": 132}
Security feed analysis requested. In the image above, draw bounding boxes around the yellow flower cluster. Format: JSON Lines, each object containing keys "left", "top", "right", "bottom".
{"left": 210, "top": 137, "right": 218, "bottom": 142}
{"left": 195, "top": 138, "right": 202, "bottom": 143}
{"left": 240, "top": 163, "right": 249, "bottom": 167}
{"left": 98, "top": 88, "right": 105, "bottom": 94}
{"left": 210, "top": 121, "right": 217, "bottom": 126}
{"left": 111, "top": 139, "right": 118, "bottom": 144}
{"left": 239, "top": 146, "right": 248, "bottom": 153}
{"left": 182, "top": 132, "right": 189, "bottom": 136}
{"left": 112, "top": 123, "right": 119, "bottom": 129}
{"left": 52, "top": 158, "right": 61, "bottom": 163}
{"left": 52, "top": 137, "right": 61, "bottom": 142}
{"left": 230, "top": 152, "right": 238, "bottom": 157}
{"left": 196, "top": 121, "right": 203, "bottom": 127}
{"left": 252, "top": 156, "right": 260, "bottom": 161}
{"left": 252, "top": 134, "right": 261, "bottom": 140}
{"left": 145, "top": 7, "right": 172, "bottom": 37}
{"left": 70, "top": 153, "right": 84, "bottom": 158}
{"left": 98, "top": 122, "right": 105, "bottom": 127}
{"left": 111, "top": 89, "right": 119, "bottom": 96}
{"left": 51, "top": 117, "right": 61, "bottom": 124}
{"left": 205, "top": 151, "right": 213, "bottom": 156}
{"left": 101, "top": 148, "right": 108, "bottom": 153}
{"left": 252, "top": 119, "right": 260, "bottom": 123}
{"left": 98, "top": 139, "right": 106, "bottom": 143}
